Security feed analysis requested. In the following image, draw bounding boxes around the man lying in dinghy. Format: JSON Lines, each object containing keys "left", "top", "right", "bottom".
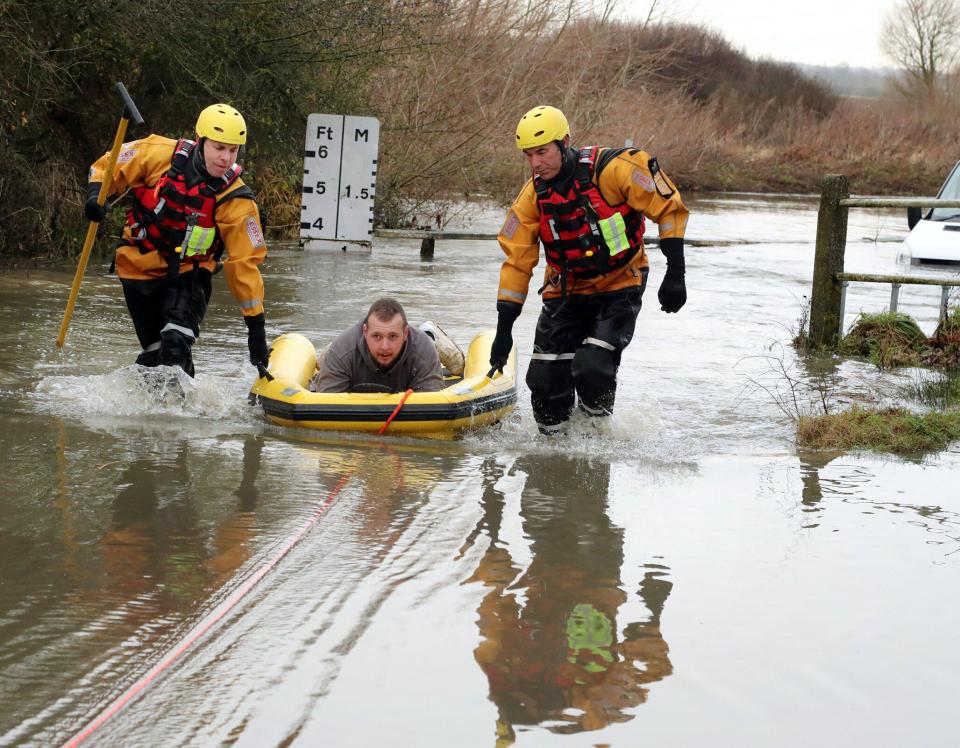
{"left": 310, "top": 297, "right": 463, "bottom": 393}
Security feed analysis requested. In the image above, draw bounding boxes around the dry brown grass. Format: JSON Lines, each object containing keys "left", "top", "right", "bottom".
{"left": 248, "top": 156, "right": 303, "bottom": 237}
{"left": 358, "top": 7, "right": 960, "bottom": 221}
{"left": 703, "top": 95, "right": 960, "bottom": 195}
{"left": 9, "top": 1, "right": 960, "bottom": 250}
{"left": 367, "top": 0, "right": 677, "bottom": 225}
{"left": 240, "top": 4, "right": 960, "bottom": 235}
{"left": 923, "top": 307, "right": 960, "bottom": 369}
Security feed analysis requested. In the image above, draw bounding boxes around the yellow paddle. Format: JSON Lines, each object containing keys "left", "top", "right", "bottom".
{"left": 56, "top": 82, "right": 144, "bottom": 348}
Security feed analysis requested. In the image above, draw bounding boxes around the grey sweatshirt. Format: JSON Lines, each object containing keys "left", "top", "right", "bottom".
{"left": 312, "top": 320, "right": 443, "bottom": 393}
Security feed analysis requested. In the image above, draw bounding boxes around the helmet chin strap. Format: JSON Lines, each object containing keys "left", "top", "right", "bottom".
{"left": 191, "top": 137, "right": 211, "bottom": 179}
{"left": 191, "top": 136, "right": 243, "bottom": 185}
{"left": 555, "top": 142, "right": 578, "bottom": 182}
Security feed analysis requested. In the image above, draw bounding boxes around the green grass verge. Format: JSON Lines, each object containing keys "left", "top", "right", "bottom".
{"left": 839, "top": 311, "right": 927, "bottom": 370}
{"left": 798, "top": 407, "right": 960, "bottom": 456}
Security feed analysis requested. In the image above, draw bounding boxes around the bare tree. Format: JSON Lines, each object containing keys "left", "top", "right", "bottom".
{"left": 880, "top": 0, "right": 960, "bottom": 99}
{"left": 369, "top": 0, "right": 658, "bottom": 226}
{"left": 639, "top": 0, "right": 672, "bottom": 27}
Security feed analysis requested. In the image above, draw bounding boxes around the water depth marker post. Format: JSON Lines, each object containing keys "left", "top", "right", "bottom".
{"left": 300, "top": 113, "right": 379, "bottom": 251}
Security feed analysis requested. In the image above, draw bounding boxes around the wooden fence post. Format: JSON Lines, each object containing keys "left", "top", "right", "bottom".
{"left": 809, "top": 175, "right": 849, "bottom": 347}
{"left": 420, "top": 236, "right": 435, "bottom": 259}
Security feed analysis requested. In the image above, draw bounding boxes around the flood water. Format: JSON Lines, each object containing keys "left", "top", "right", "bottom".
{"left": 2, "top": 194, "right": 960, "bottom": 747}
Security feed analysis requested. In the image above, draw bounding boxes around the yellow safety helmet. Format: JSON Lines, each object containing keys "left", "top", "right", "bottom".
{"left": 515, "top": 105, "right": 569, "bottom": 150}
{"left": 195, "top": 103, "right": 247, "bottom": 145}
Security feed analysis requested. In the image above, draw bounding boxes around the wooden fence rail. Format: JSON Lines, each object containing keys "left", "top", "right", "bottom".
{"left": 808, "top": 175, "right": 960, "bottom": 347}
{"left": 372, "top": 229, "right": 793, "bottom": 258}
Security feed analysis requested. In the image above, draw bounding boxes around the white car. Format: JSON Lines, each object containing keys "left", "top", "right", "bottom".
{"left": 903, "top": 160, "right": 960, "bottom": 264}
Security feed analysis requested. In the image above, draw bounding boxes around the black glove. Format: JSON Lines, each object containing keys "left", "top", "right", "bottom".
{"left": 84, "top": 182, "right": 107, "bottom": 223}
{"left": 244, "top": 313, "right": 269, "bottom": 370}
{"left": 657, "top": 237, "right": 687, "bottom": 313}
{"left": 490, "top": 301, "right": 522, "bottom": 373}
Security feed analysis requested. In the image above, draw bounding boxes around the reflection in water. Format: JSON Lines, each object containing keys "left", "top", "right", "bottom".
{"left": 102, "top": 447, "right": 205, "bottom": 604}
{"left": 118, "top": 439, "right": 458, "bottom": 747}
{"left": 54, "top": 420, "right": 85, "bottom": 589}
{"left": 306, "top": 436, "right": 449, "bottom": 542}
{"left": 100, "top": 438, "right": 262, "bottom": 605}
{"left": 466, "top": 456, "right": 672, "bottom": 742}
{"left": 234, "top": 435, "right": 263, "bottom": 511}
{"left": 207, "top": 436, "right": 262, "bottom": 580}
{"left": 799, "top": 452, "right": 960, "bottom": 558}
{"left": 1, "top": 434, "right": 266, "bottom": 746}
{"left": 799, "top": 451, "right": 835, "bottom": 512}
{"left": 8, "top": 199, "right": 960, "bottom": 747}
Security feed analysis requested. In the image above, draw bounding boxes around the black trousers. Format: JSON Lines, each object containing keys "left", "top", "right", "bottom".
{"left": 525, "top": 280, "right": 646, "bottom": 432}
{"left": 121, "top": 269, "right": 212, "bottom": 377}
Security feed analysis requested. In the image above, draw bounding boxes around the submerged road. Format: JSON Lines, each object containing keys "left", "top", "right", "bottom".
{"left": 2, "top": 195, "right": 960, "bottom": 747}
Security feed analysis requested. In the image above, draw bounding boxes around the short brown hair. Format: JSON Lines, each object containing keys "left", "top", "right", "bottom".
{"left": 366, "top": 297, "right": 407, "bottom": 325}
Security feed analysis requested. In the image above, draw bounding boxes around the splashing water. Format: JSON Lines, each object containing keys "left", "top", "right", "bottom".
{"left": 463, "top": 387, "right": 679, "bottom": 464}
{"left": 31, "top": 364, "right": 255, "bottom": 424}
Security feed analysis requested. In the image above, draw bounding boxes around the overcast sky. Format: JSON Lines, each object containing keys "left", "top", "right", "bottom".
{"left": 622, "top": 0, "right": 901, "bottom": 69}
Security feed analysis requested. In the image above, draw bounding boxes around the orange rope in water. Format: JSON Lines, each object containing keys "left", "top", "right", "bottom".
{"left": 61, "top": 471, "right": 354, "bottom": 747}
{"left": 378, "top": 388, "right": 414, "bottom": 435}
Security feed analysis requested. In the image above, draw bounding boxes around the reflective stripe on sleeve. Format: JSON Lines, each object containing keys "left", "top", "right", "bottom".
{"left": 498, "top": 289, "right": 526, "bottom": 302}
{"left": 239, "top": 298, "right": 262, "bottom": 310}
{"left": 530, "top": 352, "right": 576, "bottom": 361}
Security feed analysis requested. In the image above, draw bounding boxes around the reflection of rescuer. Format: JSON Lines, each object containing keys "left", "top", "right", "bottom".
{"left": 467, "top": 456, "right": 674, "bottom": 740}
{"left": 489, "top": 106, "right": 690, "bottom": 433}
{"left": 100, "top": 441, "right": 260, "bottom": 605}
{"left": 85, "top": 104, "right": 268, "bottom": 377}
{"left": 101, "top": 453, "right": 205, "bottom": 603}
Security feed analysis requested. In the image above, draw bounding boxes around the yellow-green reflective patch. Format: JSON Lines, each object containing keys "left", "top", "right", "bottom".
{"left": 565, "top": 603, "right": 614, "bottom": 672}
{"left": 599, "top": 213, "right": 629, "bottom": 256}
{"left": 183, "top": 226, "right": 216, "bottom": 257}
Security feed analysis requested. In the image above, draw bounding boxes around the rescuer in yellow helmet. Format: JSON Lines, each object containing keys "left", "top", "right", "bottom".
{"left": 84, "top": 103, "right": 268, "bottom": 377}
{"left": 490, "top": 105, "right": 690, "bottom": 434}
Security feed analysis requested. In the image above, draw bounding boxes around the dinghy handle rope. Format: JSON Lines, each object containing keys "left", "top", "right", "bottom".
{"left": 378, "top": 388, "right": 414, "bottom": 435}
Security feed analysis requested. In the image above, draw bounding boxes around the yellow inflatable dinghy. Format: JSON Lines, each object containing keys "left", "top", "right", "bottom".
{"left": 250, "top": 331, "right": 517, "bottom": 439}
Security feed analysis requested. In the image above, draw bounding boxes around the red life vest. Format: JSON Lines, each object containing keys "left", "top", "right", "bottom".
{"left": 127, "top": 138, "right": 242, "bottom": 261}
{"left": 534, "top": 146, "right": 644, "bottom": 280}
